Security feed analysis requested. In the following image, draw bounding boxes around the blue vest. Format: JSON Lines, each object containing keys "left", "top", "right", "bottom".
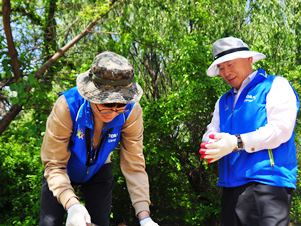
{"left": 63, "top": 87, "right": 134, "bottom": 183}
{"left": 218, "top": 69, "right": 300, "bottom": 188}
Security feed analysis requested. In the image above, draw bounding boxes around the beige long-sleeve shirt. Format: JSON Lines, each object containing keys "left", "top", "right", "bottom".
{"left": 41, "top": 95, "right": 150, "bottom": 215}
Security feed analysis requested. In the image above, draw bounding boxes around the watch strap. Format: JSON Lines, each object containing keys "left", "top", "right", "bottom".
{"left": 235, "top": 134, "right": 244, "bottom": 149}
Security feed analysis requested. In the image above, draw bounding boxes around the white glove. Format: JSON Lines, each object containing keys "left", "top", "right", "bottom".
{"left": 140, "top": 217, "right": 159, "bottom": 226}
{"left": 199, "top": 133, "right": 237, "bottom": 163}
{"left": 66, "top": 203, "right": 91, "bottom": 226}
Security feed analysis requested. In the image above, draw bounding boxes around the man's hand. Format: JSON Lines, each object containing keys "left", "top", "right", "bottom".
{"left": 66, "top": 203, "right": 91, "bottom": 226}
{"left": 199, "top": 133, "right": 238, "bottom": 163}
{"left": 139, "top": 217, "right": 159, "bottom": 226}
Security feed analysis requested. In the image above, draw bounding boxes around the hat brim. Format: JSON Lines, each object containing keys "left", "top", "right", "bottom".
{"left": 76, "top": 70, "right": 143, "bottom": 104}
{"left": 207, "top": 51, "right": 266, "bottom": 77}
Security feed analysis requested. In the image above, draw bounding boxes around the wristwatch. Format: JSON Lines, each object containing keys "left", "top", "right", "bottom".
{"left": 235, "top": 134, "right": 244, "bottom": 149}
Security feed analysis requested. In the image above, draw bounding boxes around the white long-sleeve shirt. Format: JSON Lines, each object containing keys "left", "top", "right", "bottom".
{"left": 203, "top": 71, "right": 298, "bottom": 153}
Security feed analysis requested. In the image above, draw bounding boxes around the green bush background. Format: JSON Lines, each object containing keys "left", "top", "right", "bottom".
{"left": 1, "top": 0, "right": 301, "bottom": 225}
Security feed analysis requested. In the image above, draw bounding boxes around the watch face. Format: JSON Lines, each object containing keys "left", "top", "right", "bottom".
{"left": 236, "top": 134, "right": 243, "bottom": 149}
{"left": 238, "top": 141, "right": 243, "bottom": 149}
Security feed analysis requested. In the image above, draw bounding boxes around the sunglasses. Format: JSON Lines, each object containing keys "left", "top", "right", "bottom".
{"left": 95, "top": 103, "right": 128, "bottom": 115}
{"left": 102, "top": 103, "right": 126, "bottom": 108}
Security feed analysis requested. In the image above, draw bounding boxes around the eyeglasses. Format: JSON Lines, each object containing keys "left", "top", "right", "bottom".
{"left": 102, "top": 103, "right": 126, "bottom": 108}
{"left": 95, "top": 103, "right": 128, "bottom": 115}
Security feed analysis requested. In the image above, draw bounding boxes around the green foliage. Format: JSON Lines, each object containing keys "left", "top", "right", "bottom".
{"left": 1, "top": 0, "right": 301, "bottom": 225}
{"left": 0, "top": 110, "right": 43, "bottom": 225}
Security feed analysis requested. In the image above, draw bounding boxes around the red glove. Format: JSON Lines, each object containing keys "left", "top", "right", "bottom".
{"left": 199, "top": 134, "right": 216, "bottom": 163}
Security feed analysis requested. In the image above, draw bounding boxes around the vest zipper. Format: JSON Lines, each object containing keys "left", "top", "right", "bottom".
{"left": 85, "top": 128, "right": 111, "bottom": 175}
{"left": 268, "top": 149, "right": 275, "bottom": 167}
{"left": 95, "top": 128, "right": 112, "bottom": 162}
{"left": 85, "top": 128, "right": 92, "bottom": 175}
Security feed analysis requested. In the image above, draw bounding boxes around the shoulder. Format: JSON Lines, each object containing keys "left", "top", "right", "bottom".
{"left": 273, "top": 75, "right": 289, "bottom": 83}
{"left": 51, "top": 95, "right": 72, "bottom": 124}
{"left": 220, "top": 90, "right": 231, "bottom": 101}
{"left": 53, "top": 95, "right": 70, "bottom": 115}
{"left": 271, "top": 76, "right": 293, "bottom": 90}
{"left": 47, "top": 95, "right": 73, "bottom": 132}
{"left": 127, "top": 102, "right": 142, "bottom": 121}
{"left": 122, "top": 102, "right": 143, "bottom": 129}
{"left": 268, "top": 75, "right": 298, "bottom": 103}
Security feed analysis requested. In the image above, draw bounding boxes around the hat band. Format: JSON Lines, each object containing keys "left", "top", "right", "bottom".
{"left": 91, "top": 73, "right": 132, "bottom": 87}
{"left": 214, "top": 47, "right": 249, "bottom": 60}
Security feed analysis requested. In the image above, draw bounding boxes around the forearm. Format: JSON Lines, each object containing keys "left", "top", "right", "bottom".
{"left": 121, "top": 103, "right": 151, "bottom": 215}
{"left": 44, "top": 163, "right": 79, "bottom": 209}
{"left": 241, "top": 122, "right": 296, "bottom": 152}
{"left": 120, "top": 147, "right": 150, "bottom": 215}
{"left": 42, "top": 130, "right": 76, "bottom": 208}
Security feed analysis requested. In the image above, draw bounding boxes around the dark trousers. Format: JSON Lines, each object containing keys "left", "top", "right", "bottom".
{"left": 39, "top": 163, "right": 113, "bottom": 226}
{"left": 221, "top": 183, "right": 293, "bottom": 226}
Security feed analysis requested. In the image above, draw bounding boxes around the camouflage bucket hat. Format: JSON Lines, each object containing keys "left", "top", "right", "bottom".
{"left": 77, "top": 51, "right": 143, "bottom": 104}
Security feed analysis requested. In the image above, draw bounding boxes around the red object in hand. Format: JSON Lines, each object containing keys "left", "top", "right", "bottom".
{"left": 199, "top": 142, "right": 209, "bottom": 158}
{"left": 209, "top": 134, "right": 215, "bottom": 139}
{"left": 199, "top": 150, "right": 206, "bottom": 155}
{"left": 199, "top": 141, "right": 214, "bottom": 163}
{"left": 200, "top": 142, "right": 209, "bottom": 149}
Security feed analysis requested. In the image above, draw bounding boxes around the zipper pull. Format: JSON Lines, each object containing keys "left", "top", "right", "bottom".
{"left": 86, "top": 167, "right": 90, "bottom": 174}
{"left": 268, "top": 149, "right": 275, "bottom": 167}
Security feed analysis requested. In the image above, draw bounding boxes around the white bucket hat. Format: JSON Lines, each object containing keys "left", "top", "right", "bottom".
{"left": 207, "top": 37, "right": 266, "bottom": 77}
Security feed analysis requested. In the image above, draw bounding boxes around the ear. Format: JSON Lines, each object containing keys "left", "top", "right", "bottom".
{"left": 248, "top": 57, "right": 253, "bottom": 63}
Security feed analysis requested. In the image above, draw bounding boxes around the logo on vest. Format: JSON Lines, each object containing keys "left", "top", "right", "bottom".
{"left": 108, "top": 133, "right": 118, "bottom": 143}
{"left": 76, "top": 128, "right": 85, "bottom": 139}
{"left": 244, "top": 95, "right": 256, "bottom": 102}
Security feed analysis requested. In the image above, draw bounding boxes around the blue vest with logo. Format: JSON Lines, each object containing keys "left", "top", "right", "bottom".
{"left": 218, "top": 68, "right": 300, "bottom": 188}
{"left": 63, "top": 87, "right": 134, "bottom": 183}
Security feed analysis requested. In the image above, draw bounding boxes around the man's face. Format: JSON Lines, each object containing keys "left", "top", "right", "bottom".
{"left": 217, "top": 57, "right": 253, "bottom": 89}
{"left": 91, "top": 103, "right": 127, "bottom": 123}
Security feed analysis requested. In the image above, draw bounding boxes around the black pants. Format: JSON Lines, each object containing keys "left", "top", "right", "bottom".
{"left": 221, "top": 183, "right": 293, "bottom": 226}
{"left": 39, "top": 163, "right": 113, "bottom": 226}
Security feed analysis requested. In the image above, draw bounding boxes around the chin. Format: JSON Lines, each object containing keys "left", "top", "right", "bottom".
{"left": 104, "top": 118, "right": 114, "bottom": 123}
{"left": 100, "top": 116, "right": 114, "bottom": 123}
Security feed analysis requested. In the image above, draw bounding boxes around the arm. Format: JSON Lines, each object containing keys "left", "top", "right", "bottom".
{"left": 41, "top": 95, "right": 80, "bottom": 209}
{"left": 241, "top": 76, "right": 298, "bottom": 152}
{"left": 120, "top": 102, "right": 151, "bottom": 217}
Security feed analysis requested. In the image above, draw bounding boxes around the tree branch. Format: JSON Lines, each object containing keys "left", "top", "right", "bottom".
{"left": 0, "top": 0, "right": 121, "bottom": 134}
{"left": 44, "top": 0, "right": 57, "bottom": 58}
{"left": 62, "top": 18, "right": 80, "bottom": 45}
{"left": 2, "top": 0, "right": 22, "bottom": 80}
{"left": 0, "top": 105, "right": 23, "bottom": 134}
{"left": 35, "top": 1, "right": 119, "bottom": 78}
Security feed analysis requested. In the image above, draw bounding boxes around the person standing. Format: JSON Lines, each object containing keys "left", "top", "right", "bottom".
{"left": 39, "top": 51, "right": 159, "bottom": 226}
{"left": 199, "top": 37, "right": 299, "bottom": 226}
